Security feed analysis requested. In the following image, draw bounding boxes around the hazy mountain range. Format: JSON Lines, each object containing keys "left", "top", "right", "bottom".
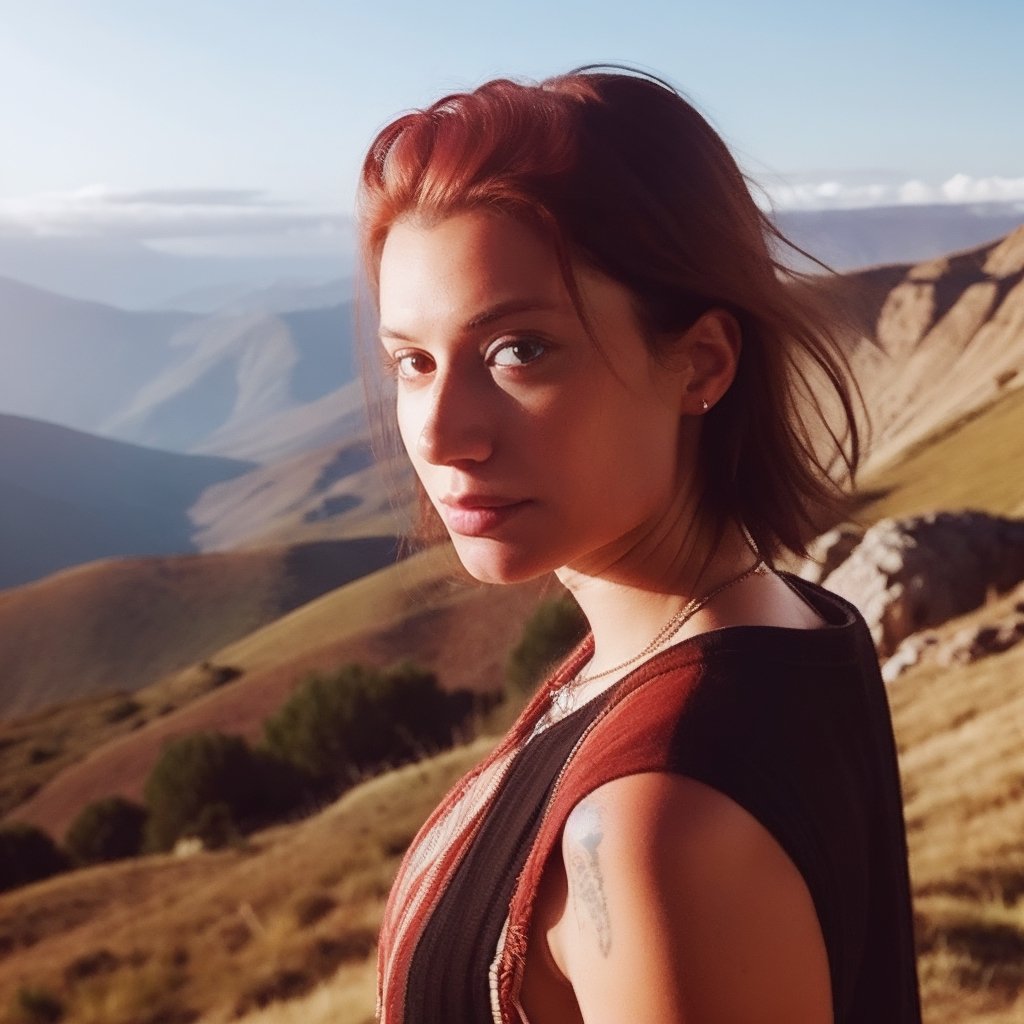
{"left": 0, "top": 414, "right": 252, "bottom": 589}
{"left": 0, "top": 204, "right": 1021, "bottom": 591}
{"left": 0, "top": 275, "right": 364, "bottom": 462}
{"left": 2, "top": 201, "right": 1021, "bottom": 310}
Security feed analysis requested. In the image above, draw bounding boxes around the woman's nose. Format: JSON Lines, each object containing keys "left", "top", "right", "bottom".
{"left": 415, "top": 370, "right": 494, "bottom": 466}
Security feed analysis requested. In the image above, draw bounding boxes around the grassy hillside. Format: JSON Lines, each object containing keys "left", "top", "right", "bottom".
{"left": 0, "top": 737, "right": 493, "bottom": 1024}
{"left": 853, "top": 383, "right": 1024, "bottom": 526}
{"left": 2, "top": 621, "right": 1022, "bottom": 1024}
{"left": 189, "top": 440, "right": 414, "bottom": 552}
{"left": 0, "top": 536, "right": 399, "bottom": 721}
{"left": 2, "top": 544, "right": 551, "bottom": 839}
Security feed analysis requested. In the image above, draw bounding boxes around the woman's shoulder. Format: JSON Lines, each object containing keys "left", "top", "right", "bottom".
{"left": 554, "top": 771, "right": 834, "bottom": 1023}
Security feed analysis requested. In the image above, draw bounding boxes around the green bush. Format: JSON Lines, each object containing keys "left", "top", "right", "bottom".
{"left": 264, "top": 661, "right": 471, "bottom": 786}
{"left": 142, "top": 732, "right": 265, "bottom": 852}
{"left": 183, "top": 801, "right": 239, "bottom": 850}
{"left": 0, "top": 824, "right": 68, "bottom": 894}
{"left": 64, "top": 796, "right": 147, "bottom": 866}
{"left": 506, "top": 595, "right": 589, "bottom": 696}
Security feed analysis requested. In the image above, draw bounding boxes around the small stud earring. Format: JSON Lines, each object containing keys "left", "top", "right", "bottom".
{"left": 701, "top": 398, "right": 709, "bottom": 412}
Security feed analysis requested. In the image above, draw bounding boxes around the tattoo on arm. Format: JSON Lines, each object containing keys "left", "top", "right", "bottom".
{"left": 566, "top": 800, "right": 612, "bottom": 957}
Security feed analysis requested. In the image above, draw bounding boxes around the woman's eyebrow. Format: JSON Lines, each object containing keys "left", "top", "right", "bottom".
{"left": 379, "top": 298, "right": 560, "bottom": 341}
{"left": 465, "top": 298, "right": 560, "bottom": 329}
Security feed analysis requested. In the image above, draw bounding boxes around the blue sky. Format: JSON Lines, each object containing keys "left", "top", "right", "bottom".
{"left": 1, "top": 0, "right": 1022, "bottom": 255}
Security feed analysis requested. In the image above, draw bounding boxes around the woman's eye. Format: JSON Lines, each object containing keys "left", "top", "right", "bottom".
{"left": 488, "top": 338, "right": 547, "bottom": 368}
{"left": 394, "top": 351, "right": 434, "bottom": 378}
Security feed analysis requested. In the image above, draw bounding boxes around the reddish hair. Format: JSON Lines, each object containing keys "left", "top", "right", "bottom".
{"left": 357, "top": 67, "right": 861, "bottom": 561}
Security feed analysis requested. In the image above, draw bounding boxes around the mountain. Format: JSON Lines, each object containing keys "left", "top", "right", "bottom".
{"left": 776, "top": 201, "right": 1024, "bottom": 271}
{"left": 2, "top": 544, "right": 546, "bottom": 836}
{"left": 97, "top": 302, "right": 360, "bottom": 458}
{"left": 0, "top": 535, "right": 400, "bottom": 720}
{"left": 0, "top": 276, "right": 194, "bottom": 433}
{"left": 188, "top": 436, "right": 412, "bottom": 551}
{"left": 1, "top": 229, "right": 1023, "bottom": 1024}
{"left": 0, "top": 414, "right": 253, "bottom": 588}
{"left": 0, "top": 233, "right": 353, "bottom": 310}
{"left": 158, "top": 276, "right": 351, "bottom": 315}
{"left": 6, "top": 205, "right": 1019, "bottom": 468}
{"left": 0, "top": 276, "right": 363, "bottom": 461}
{"left": 835, "top": 223, "right": 1024, "bottom": 470}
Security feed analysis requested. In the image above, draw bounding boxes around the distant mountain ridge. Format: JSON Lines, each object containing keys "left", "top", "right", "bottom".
{"left": 775, "top": 201, "right": 1024, "bottom": 272}
{"left": 0, "top": 413, "right": 252, "bottom": 588}
{"left": 0, "top": 275, "right": 193, "bottom": 432}
{"left": 3, "top": 204, "right": 1020, "bottom": 470}
{"left": 0, "top": 275, "right": 362, "bottom": 462}
{"left": 97, "top": 301, "right": 360, "bottom": 456}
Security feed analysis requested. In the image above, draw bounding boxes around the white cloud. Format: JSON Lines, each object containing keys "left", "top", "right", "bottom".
{"left": 762, "top": 173, "right": 1024, "bottom": 211}
{"left": 0, "top": 185, "right": 351, "bottom": 244}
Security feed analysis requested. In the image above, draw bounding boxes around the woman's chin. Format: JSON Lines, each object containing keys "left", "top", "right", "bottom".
{"left": 449, "top": 536, "right": 555, "bottom": 586}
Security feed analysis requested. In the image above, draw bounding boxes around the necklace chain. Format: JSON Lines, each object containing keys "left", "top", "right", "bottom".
{"left": 544, "top": 558, "right": 768, "bottom": 724}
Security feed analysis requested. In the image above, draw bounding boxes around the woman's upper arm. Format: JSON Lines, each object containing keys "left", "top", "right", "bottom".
{"left": 557, "top": 772, "right": 834, "bottom": 1024}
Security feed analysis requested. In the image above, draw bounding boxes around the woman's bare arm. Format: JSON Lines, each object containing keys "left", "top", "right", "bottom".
{"left": 555, "top": 773, "right": 834, "bottom": 1024}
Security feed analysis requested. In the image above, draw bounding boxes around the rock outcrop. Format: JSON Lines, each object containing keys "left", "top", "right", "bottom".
{"left": 881, "top": 591, "right": 1024, "bottom": 682}
{"left": 800, "top": 511, "right": 1024, "bottom": 660}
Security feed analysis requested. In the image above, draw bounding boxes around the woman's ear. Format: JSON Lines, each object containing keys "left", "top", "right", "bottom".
{"left": 675, "top": 308, "right": 741, "bottom": 415}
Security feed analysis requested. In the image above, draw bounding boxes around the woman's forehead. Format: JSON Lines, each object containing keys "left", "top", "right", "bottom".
{"left": 378, "top": 211, "right": 573, "bottom": 332}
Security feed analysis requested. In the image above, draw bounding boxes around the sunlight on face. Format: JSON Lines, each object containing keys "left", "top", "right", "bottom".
{"left": 378, "top": 209, "right": 696, "bottom": 585}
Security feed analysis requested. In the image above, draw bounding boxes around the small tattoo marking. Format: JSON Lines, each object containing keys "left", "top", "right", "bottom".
{"left": 567, "top": 801, "right": 612, "bottom": 957}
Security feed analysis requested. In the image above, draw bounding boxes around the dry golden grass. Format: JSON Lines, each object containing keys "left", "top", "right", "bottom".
{"left": 854, "top": 384, "right": 1024, "bottom": 526}
{"left": 0, "top": 535, "right": 401, "bottom": 721}
{"left": 3, "top": 546, "right": 548, "bottom": 840}
{"left": 891, "top": 630, "right": 1024, "bottom": 1020}
{"left": 0, "top": 536, "right": 401, "bottom": 824}
{"left": 0, "top": 738, "right": 494, "bottom": 1024}
{"left": 2, "top": 617, "right": 1021, "bottom": 1024}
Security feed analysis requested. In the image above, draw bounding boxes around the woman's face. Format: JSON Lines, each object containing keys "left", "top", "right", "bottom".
{"left": 377, "top": 209, "right": 698, "bottom": 585}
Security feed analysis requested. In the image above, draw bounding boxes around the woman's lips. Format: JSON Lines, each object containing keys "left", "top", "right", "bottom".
{"left": 438, "top": 496, "right": 531, "bottom": 537}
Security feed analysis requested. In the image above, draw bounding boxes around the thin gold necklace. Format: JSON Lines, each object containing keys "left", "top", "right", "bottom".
{"left": 545, "top": 558, "right": 768, "bottom": 723}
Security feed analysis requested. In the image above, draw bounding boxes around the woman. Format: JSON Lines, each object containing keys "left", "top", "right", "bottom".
{"left": 358, "top": 67, "right": 922, "bottom": 1024}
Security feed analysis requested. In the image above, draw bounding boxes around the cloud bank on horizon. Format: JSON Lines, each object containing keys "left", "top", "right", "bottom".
{"left": 762, "top": 173, "right": 1024, "bottom": 212}
{"left": 0, "top": 186, "right": 352, "bottom": 257}
{"left": 0, "top": 175, "right": 1021, "bottom": 254}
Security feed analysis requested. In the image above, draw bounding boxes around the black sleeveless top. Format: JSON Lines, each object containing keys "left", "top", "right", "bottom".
{"left": 402, "top": 577, "right": 923, "bottom": 1023}
{"left": 405, "top": 691, "right": 608, "bottom": 1022}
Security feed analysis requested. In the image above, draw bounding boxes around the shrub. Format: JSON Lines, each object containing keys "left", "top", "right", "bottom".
{"left": 104, "top": 696, "right": 142, "bottom": 723}
{"left": 506, "top": 595, "right": 589, "bottom": 696}
{"left": 12, "top": 986, "right": 63, "bottom": 1023}
{"left": 142, "top": 732, "right": 265, "bottom": 852}
{"left": 64, "top": 796, "right": 147, "bottom": 865}
{"left": 0, "top": 824, "right": 68, "bottom": 894}
{"left": 184, "top": 801, "right": 239, "bottom": 850}
{"left": 27, "top": 745, "right": 58, "bottom": 765}
{"left": 264, "top": 661, "right": 471, "bottom": 786}
{"left": 198, "top": 661, "right": 243, "bottom": 690}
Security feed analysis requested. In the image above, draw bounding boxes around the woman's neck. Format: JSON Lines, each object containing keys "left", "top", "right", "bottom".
{"left": 555, "top": 517, "right": 760, "bottom": 683}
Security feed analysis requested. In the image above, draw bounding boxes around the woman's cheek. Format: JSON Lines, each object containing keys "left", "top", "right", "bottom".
{"left": 396, "top": 394, "right": 424, "bottom": 463}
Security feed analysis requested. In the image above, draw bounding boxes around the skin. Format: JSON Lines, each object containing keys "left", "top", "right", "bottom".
{"left": 377, "top": 209, "right": 833, "bottom": 1022}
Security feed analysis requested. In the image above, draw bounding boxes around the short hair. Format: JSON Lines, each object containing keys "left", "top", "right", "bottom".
{"left": 357, "top": 66, "right": 861, "bottom": 562}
